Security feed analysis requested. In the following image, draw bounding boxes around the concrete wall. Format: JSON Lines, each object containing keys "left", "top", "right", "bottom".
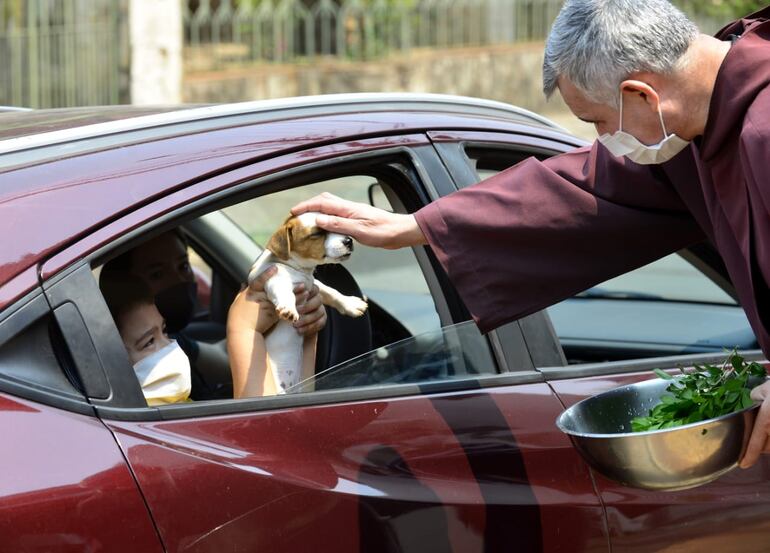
{"left": 182, "top": 42, "right": 580, "bottom": 125}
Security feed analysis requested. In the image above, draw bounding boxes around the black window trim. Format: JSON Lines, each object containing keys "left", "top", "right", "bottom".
{"left": 430, "top": 134, "right": 572, "bottom": 370}
{"left": 539, "top": 349, "right": 766, "bottom": 381}
{"left": 0, "top": 287, "right": 94, "bottom": 415}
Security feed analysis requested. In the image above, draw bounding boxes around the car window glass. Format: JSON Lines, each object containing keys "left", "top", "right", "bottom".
{"left": 222, "top": 175, "right": 441, "bottom": 336}
{"left": 291, "top": 320, "right": 497, "bottom": 392}
{"left": 577, "top": 255, "right": 735, "bottom": 305}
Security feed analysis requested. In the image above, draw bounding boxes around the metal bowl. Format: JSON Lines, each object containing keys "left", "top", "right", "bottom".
{"left": 556, "top": 377, "right": 763, "bottom": 491}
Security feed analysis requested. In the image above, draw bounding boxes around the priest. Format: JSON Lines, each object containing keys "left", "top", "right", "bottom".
{"left": 292, "top": 1, "right": 770, "bottom": 468}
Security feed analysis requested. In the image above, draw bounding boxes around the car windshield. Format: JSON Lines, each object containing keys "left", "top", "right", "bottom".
{"left": 287, "top": 320, "right": 497, "bottom": 392}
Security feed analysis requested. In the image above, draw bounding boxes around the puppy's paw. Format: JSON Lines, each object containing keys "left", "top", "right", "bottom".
{"left": 336, "top": 295, "right": 368, "bottom": 318}
{"left": 275, "top": 303, "right": 300, "bottom": 322}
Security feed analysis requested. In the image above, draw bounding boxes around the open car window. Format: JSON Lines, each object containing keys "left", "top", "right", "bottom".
{"left": 89, "top": 150, "right": 504, "bottom": 411}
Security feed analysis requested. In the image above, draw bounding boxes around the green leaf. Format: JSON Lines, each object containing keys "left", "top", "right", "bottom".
{"left": 631, "top": 352, "right": 764, "bottom": 433}
{"left": 740, "top": 389, "right": 754, "bottom": 410}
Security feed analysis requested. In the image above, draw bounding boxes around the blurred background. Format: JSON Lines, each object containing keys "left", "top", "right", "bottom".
{"left": 0, "top": 0, "right": 763, "bottom": 140}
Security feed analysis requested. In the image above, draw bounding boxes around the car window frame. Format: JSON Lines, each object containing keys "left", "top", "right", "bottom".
{"left": 429, "top": 130, "right": 581, "bottom": 368}
{"left": 43, "top": 138, "right": 543, "bottom": 421}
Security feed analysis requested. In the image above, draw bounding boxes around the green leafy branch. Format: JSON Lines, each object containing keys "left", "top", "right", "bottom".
{"left": 631, "top": 351, "right": 766, "bottom": 432}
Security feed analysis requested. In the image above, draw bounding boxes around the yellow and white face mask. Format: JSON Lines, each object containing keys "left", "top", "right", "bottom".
{"left": 133, "top": 340, "right": 192, "bottom": 406}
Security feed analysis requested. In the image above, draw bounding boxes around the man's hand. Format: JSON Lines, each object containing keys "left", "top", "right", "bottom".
{"left": 291, "top": 192, "right": 427, "bottom": 249}
{"left": 739, "top": 379, "right": 770, "bottom": 469}
{"left": 229, "top": 267, "right": 327, "bottom": 336}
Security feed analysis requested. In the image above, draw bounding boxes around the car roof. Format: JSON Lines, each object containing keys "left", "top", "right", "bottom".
{"left": 0, "top": 105, "right": 188, "bottom": 142}
{"left": 0, "top": 93, "right": 564, "bottom": 164}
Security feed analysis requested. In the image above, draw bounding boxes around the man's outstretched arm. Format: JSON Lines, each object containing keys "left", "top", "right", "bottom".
{"left": 291, "top": 192, "right": 427, "bottom": 249}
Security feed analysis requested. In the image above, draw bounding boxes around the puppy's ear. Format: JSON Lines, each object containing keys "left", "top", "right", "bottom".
{"left": 267, "top": 219, "right": 293, "bottom": 260}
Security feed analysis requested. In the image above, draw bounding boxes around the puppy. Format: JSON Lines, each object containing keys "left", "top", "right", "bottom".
{"left": 247, "top": 212, "right": 368, "bottom": 394}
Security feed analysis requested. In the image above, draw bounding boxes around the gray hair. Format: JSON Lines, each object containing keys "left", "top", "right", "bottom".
{"left": 543, "top": 0, "right": 699, "bottom": 107}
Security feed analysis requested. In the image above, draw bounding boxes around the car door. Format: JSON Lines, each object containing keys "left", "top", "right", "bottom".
{"left": 43, "top": 134, "right": 608, "bottom": 553}
{"left": 431, "top": 128, "right": 770, "bottom": 550}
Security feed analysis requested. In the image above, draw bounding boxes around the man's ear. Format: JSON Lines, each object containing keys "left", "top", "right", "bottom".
{"left": 267, "top": 221, "right": 293, "bottom": 260}
{"left": 620, "top": 79, "right": 660, "bottom": 113}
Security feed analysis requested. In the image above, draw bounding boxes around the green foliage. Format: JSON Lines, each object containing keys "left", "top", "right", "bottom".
{"left": 631, "top": 351, "right": 766, "bottom": 432}
{"left": 674, "top": 0, "right": 767, "bottom": 20}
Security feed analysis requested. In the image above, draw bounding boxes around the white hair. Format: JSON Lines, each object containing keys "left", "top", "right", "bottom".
{"left": 543, "top": 0, "right": 699, "bottom": 107}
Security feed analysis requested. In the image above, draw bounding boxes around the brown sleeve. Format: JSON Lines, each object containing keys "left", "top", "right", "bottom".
{"left": 414, "top": 143, "right": 706, "bottom": 333}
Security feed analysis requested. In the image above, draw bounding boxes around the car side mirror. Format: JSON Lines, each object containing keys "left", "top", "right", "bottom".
{"left": 367, "top": 182, "right": 393, "bottom": 212}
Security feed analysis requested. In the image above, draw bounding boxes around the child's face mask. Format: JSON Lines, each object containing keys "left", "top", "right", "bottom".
{"left": 133, "top": 340, "right": 191, "bottom": 405}
{"left": 598, "top": 93, "right": 690, "bottom": 165}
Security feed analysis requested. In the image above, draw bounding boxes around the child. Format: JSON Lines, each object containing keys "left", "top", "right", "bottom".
{"left": 99, "top": 272, "right": 193, "bottom": 405}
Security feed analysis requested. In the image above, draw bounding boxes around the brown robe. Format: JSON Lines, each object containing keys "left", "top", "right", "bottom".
{"left": 414, "top": 8, "right": 770, "bottom": 356}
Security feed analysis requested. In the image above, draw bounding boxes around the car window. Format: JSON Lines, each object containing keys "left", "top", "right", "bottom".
{"left": 222, "top": 175, "right": 441, "bottom": 336}
{"left": 91, "top": 156, "right": 502, "bottom": 409}
{"left": 462, "top": 143, "right": 756, "bottom": 364}
{"left": 0, "top": 310, "right": 84, "bottom": 398}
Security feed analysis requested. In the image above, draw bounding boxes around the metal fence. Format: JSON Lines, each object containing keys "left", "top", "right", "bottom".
{"left": 0, "top": 0, "right": 128, "bottom": 108}
{"left": 184, "top": 0, "right": 564, "bottom": 71}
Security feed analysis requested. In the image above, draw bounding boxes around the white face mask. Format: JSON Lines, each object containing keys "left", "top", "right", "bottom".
{"left": 132, "top": 340, "right": 191, "bottom": 406}
{"left": 598, "top": 93, "right": 690, "bottom": 164}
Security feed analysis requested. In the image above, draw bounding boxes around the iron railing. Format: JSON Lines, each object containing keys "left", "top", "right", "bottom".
{"left": 184, "top": 0, "right": 564, "bottom": 71}
{"left": 0, "top": 0, "right": 127, "bottom": 108}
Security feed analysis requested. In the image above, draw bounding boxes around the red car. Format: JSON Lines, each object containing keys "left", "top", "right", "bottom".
{"left": 1, "top": 94, "right": 767, "bottom": 552}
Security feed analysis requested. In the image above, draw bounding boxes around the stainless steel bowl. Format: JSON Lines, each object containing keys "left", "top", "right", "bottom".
{"left": 556, "top": 377, "right": 763, "bottom": 491}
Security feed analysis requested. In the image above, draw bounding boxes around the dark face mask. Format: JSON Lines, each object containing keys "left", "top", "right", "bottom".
{"left": 155, "top": 281, "right": 198, "bottom": 333}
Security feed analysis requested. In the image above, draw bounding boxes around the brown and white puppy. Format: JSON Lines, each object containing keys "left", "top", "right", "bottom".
{"left": 247, "top": 212, "right": 368, "bottom": 394}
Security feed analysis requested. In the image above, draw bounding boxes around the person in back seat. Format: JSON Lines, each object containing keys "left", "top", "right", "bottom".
{"left": 100, "top": 272, "right": 194, "bottom": 405}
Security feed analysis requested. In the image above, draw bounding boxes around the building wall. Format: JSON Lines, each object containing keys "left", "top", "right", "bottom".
{"left": 184, "top": 43, "right": 570, "bottom": 118}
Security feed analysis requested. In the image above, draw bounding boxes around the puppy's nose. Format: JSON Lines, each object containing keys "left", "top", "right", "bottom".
{"left": 343, "top": 236, "right": 353, "bottom": 249}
